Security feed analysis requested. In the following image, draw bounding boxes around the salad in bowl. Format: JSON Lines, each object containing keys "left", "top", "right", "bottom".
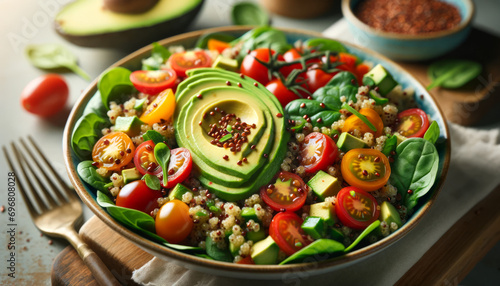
{"left": 64, "top": 26, "right": 449, "bottom": 276}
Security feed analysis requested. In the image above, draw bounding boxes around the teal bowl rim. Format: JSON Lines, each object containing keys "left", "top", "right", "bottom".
{"left": 62, "top": 26, "right": 451, "bottom": 278}
{"left": 341, "top": 0, "right": 474, "bottom": 40}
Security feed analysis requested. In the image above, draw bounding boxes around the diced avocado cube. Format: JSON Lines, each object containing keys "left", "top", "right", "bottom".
{"left": 241, "top": 207, "right": 259, "bottom": 222}
{"left": 246, "top": 228, "right": 266, "bottom": 243}
{"left": 330, "top": 228, "right": 345, "bottom": 242}
{"left": 134, "top": 98, "right": 147, "bottom": 111}
{"left": 168, "top": 183, "right": 192, "bottom": 201}
{"left": 301, "top": 216, "right": 325, "bottom": 239}
{"left": 212, "top": 55, "right": 238, "bottom": 72}
{"left": 250, "top": 235, "right": 279, "bottom": 265}
{"left": 336, "top": 132, "right": 367, "bottom": 152}
{"left": 229, "top": 241, "right": 240, "bottom": 257}
{"left": 309, "top": 202, "right": 337, "bottom": 226}
{"left": 394, "top": 132, "right": 407, "bottom": 146}
{"left": 308, "top": 170, "right": 342, "bottom": 201}
{"left": 114, "top": 116, "right": 145, "bottom": 136}
{"left": 379, "top": 201, "right": 403, "bottom": 229}
{"left": 362, "top": 64, "right": 398, "bottom": 96}
{"left": 122, "top": 167, "right": 141, "bottom": 184}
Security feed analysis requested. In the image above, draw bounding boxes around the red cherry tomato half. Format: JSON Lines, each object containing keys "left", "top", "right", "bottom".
{"left": 167, "top": 50, "right": 212, "bottom": 77}
{"left": 395, "top": 108, "right": 430, "bottom": 138}
{"left": 335, "top": 186, "right": 380, "bottom": 230}
{"left": 21, "top": 74, "right": 69, "bottom": 117}
{"left": 133, "top": 140, "right": 162, "bottom": 176}
{"left": 116, "top": 180, "right": 162, "bottom": 215}
{"left": 155, "top": 199, "right": 193, "bottom": 243}
{"left": 160, "top": 148, "right": 193, "bottom": 187}
{"left": 130, "top": 69, "right": 177, "bottom": 95}
{"left": 265, "top": 79, "right": 301, "bottom": 108}
{"left": 269, "top": 211, "right": 312, "bottom": 256}
{"left": 260, "top": 171, "right": 308, "bottom": 212}
{"left": 240, "top": 48, "right": 279, "bottom": 85}
{"left": 299, "top": 132, "right": 339, "bottom": 173}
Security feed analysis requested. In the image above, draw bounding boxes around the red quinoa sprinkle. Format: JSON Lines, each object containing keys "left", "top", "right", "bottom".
{"left": 320, "top": 103, "right": 326, "bottom": 108}
{"left": 300, "top": 103, "right": 306, "bottom": 108}
{"left": 276, "top": 113, "right": 283, "bottom": 118}
{"left": 254, "top": 82, "right": 258, "bottom": 87}
{"left": 362, "top": 170, "right": 368, "bottom": 176}
{"left": 226, "top": 81, "right": 231, "bottom": 86}
{"left": 197, "top": 94, "right": 203, "bottom": 99}
{"left": 223, "top": 155, "right": 229, "bottom": 160}
{"left": 407, "top": 189, "right": 414, "bottom": 194}
{"left": 374, "top": 156, "right": 381, "bottom": 162}
{"left": 237, "top": 82, "right": 243, "bottom": 88}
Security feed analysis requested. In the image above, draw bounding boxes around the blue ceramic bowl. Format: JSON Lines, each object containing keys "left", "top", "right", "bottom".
{"left": 63, "top": 26, "right": 450, "bottom": 279}
{"left": 342, "top": 0, "right": 474, "bottom": 61}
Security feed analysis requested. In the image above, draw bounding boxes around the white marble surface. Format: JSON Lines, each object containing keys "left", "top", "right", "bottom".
{"left": 0, "top": 0, "right": 499, "bottom": 285}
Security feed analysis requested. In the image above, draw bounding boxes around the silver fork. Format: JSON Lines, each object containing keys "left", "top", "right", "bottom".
{"left": 3, "top": 136, "right": 121, "bottom": 286}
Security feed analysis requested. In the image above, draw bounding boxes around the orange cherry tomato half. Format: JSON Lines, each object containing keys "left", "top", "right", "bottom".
{"left": 167, "top": 50, "right": 212, "bottom": 77}
{"left": 299, "top": 132, "right": 339, "bottom": 173}
{"left": 342, "top": 108, "right": 384, "bottom": 138}
{"left": 207, "top": 38, "right": 231, "bottom": 54}
{"left": 155, "top": 200, "right": 193, "bottom": 244}
{"left": 260, "top": 171, "right": 308, "bottom": 212}
{"left": 335, "top": 186, "right": 380, "bottom": 230}
{"left": 130, "top": 69, "right": 177, "bottom": 95}
{"left": 21, "top": 74, "right": 69, "bottom": 117}
{"left": 269, "top": 211, "right": 312, "bottom": 256}
{"left": 139, "top": 88, "right": 176, "bottom": 125}
{"left": 133, "top": 140, "right": 162, "bottom": 176}
{"left": 395, "top": 108, "right": 430, "bottom": 138}
{"left": 341, "top": 148, "right": 391, "bottom": 192}
{"left": 92, "top": 132, "right": 135, "bottom": 171}
{"left": 116, "top": 180, "right": 162, "bottom": 215}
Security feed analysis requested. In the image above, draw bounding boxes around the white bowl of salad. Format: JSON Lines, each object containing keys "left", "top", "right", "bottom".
{"left": 63, "top": 26, "right": 450, "bottom": 279}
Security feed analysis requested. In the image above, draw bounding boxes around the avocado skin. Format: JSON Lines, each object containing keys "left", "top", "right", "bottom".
{"left": 54, "top": 0, "right": 204, "bottom": 50}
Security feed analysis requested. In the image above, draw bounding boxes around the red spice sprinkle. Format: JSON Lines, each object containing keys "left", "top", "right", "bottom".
{"left": 197, "top": 94, "right": 203, "bottom": 99}
{"left": 91, "top": 162, "right": 99, "bottom": 167}
{"left": 114, "top": 159, "right": 121, "bottom": 165}
{"left": 199, "top": 121, "right": 202, "bottom": 125}
{"left": 251, "top": 145, "right": 256, "bottom": 149}
{"left": 226, "top": 81, "right": 231, "bottom": 86}
{"left": 374, "top": 156, "right": 381, "bottom": 162}
{"left": 362, "top": 170, "right": 368, "bottom": 176}
{"left": 237, "top": 82, "right": 243, "bottom": 88}
{"left": 303, "top": 115, "right": 308, "bottom": 119}
{"left": 375, "top": 172, "right": 380, "bottom": 177}
{"left": 263, "top": 153, "right": 268, "bottom": 158}
{"left": 407, "top": 189, "right": 414, "bottom": 194}
{"left": 240, "top": 73, "right": 245, "bottom": 79}
{"left": 320, "top": 103, "right": 326, "bottom": 108}
{"left": 317, "top": 118, "right": 322, "bottom": 123}
{"left": 103, "top": 139, "right": 110, "bottom": 145}
{"left": 126, "top": 148, "right": 132, "bottom": 153}
{"left": 242, "top": 157, "right": 247, "bottom": 163}
{"left": 276, "top": 113, "right": 283, "bottom": 118}
{"left": 333, "top": 134, "right": 339, "bottom": 140}
{"left": 223, "top": 155, "right": 229, "bottom": 160}
{"left": 237, "top": 160, "right": 242, "bottom": 165}
{"left": 300, "top": 103, "right": 306, "bottom": 108}
{"left": 254, "top": 82, "right": 258, "bottom": 87}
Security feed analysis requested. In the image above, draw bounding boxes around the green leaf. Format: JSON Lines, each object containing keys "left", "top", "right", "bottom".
{"left": 142, "top": 130, "right": 165, "bottom": 144}
{"left": 312, "top": 72, "right": 359, "bottom": 111}
{"left": 219, "top": 133, "right": 233, "bottom": 143}
{"left": 205, "top": 236, "right": 233, "bottom": 262}
{"left": 368, "top": 90, "right": 389, "bottom": 105}
{"left": 71, "top": 113, "right": 109, "bottom": 160}
{"left": 389, "top": 138, "right": 440, "bottom": 210}
{"left": 98, "top": 67, "right": 136, "bottom": 110}
{"left": 77, "top": 161, "right": 111, "bottom": 193}
{"left": 279, "top": 239, "right": 345, "bottom": 265}
{"left": 304, "top": 38, "right": 347, "bottom": 53}
{"left": 344, "top": 220, "right": 380, "bottom": 252}
{"left": 381, "top": 135, "right": 397, "bottom": 157}
{"left": 423, "top": 121, "right": 440, "bottom": 145}
{"left": 236, "top": 27, "right": 291, "bottom": 60}
{"left": 142, "top": 42, "right": 171, "bottom": 70}
{"left": 231, "top": 2, "right": 269, "bottom": 26}
{"left": 25, "top": 43, "right": 90, "bottom": 80}
{"left": 154, "top": 142, "right": 171, "bottom": 187}
{"left": 143, "top": 174, "right": 161, "bottom": 190}
{"left": 427, "top": 59, "right": 482, "bottom": 89}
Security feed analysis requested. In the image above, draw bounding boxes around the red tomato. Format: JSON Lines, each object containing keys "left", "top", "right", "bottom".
{"left": 159, "top": 148, "right": 193, "bottom": 187}
{"left": 395, "top": 108, "right": 430, "bottom": 138}
{"left": 260, "top": 171, "right": 308, "bottom": 212}
{"left": 20, "top": 74, "right": 69, "bottom": 117}
{"left": 130, "top": 69, "right": 177, "bottom": 95}
{"left": 133, "top": 140, "right": 162, "bottom": 176}
{"left": 155, "top": 200, "right": 193, "bottom": 243}
{"left": 269, "top": 211, "right": 312, "bottom": 256}
{"left": 335, "top": 186, "right": 380, "bottom": 230}
{"left": 265, "top": 79, "right": 301, "bottom": 108}
{"left": 92, "top": 132, "right": 136, "bottom": 171}
{"left": 337, "top": 53, "right": 358, "bottom": 73}
{"left": 116, "top": 180, "right": 162, "bottom": 214}
{"left": 355, "top": 64, "right": 370, "bottom": 85}
{"left": 240, "top": 48, "right": 278, "bottom": 85}
{"left": 167, "top": 50, "right": 212, "bottom": 77}
{"left": 281, "top": 48, "right": 307, "bottom": 78}
{"left": 236, "top": 256, "right": 255, "bottom": 264}
{"left": 304, "top": 68, "right": 334, "bottom": 93}
{"left": 299, "top": 132, "right": 339, "bottom": 173}
{"left": 341, "top": 148, "right": 391, "bottom": 192}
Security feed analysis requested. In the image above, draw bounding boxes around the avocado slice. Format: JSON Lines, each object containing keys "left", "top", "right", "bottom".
{"left": 379, "top": 201, "right": 403, "bottom": 229}
{"left": 212, "top": 55, "right": 239, "bottom": 72}
{"left": 168, "top": 183, "right": 192, "bottom": 201}
{"left": 336, "top": 132, "right": 367, "bottom": 152}
{"left": 310, "top": 202, "right": 337, "bottom": 226}
{"left": 113, "top": 115, "right": 145, "bottom": 137}
{"left": 250, "top": 235, "right": 279, "bottom": 265}
{"left": 122, "top": 167, "right": 141, "bottom": 184}
{"left": 307, "top": 170, "right": 342, "bottom": 201}
{"left": 362, "top": 64, "right": 398, "bottom": 96}
{"left": 241, "top": 207, "right": 259, "bottom": 222}
{"left": 54, "top": 0, "right": 204, "bottom": 49}
{"left": 246, "top": 229, "right": 266, "bottom": 243}
{"left": 301, "top": 216, "right": 325, "bottom": 239}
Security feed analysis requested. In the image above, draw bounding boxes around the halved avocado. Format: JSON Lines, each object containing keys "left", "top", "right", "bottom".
{"left": 54, "top": 0, "right": 204, "bottom": 49}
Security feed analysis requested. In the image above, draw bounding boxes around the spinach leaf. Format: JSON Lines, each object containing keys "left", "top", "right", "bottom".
{"left": 142, "top": 42, "right": 171, "bottom": 70}
{"left": 231, "top": 2, "right": 269, "bottom": 26}
{"left": 25, "top": 43, "right": 90, "bottom": 80}
{"left": 279, "top": 239, "right": 345, "bottom": 265}
{"left": 195, "top": 32, "right": 236, "bottom": 49}
{"left": 427, "top": 59, "right": 482, "bottom": 89}
{"left": 143, "top": 174, "right": 161, "bottom": 190}
{"left": 304, "top": 38, "right": 347, "bottom": 53}
{"left": 77, "top": 161, "right": 111, "bottom": 193}
{"left": 236, "top": 27, "right": 291, "bottom": 60}
{"left": 71, "top": 113, "right": 109, "bottom": 160}
{"left": 381, "top": 135, "right": 397, "bottom": 157}
{"left": 344, "top": 220, "right": 380, "bottom": 252}
{"left": 285, "top": 99, "right": 341, "bottom": 130}
{"left": 143, "top": 130, "right": 166, "bottom": 144}
{"left": 154, "top": 142, "right": 171, "bottom": 186}
{"left": 312, "top": 71, "right": 358, "bottom": 111}
{"left": 96, "top": 191, "right": 202, "bottom": 252}
{"left": 423, "top": 121, "right": 440, "bottom": 145}
{"left": 98, "top": 67, "right": 136, "bottom": 109}
{"left": 389, "top": 138, "right": 439, "bottom": 210}
{"left": 82, "top": 91, "right": 108, "bottom": 119}
{"left": 205, "top": 236, "right": 233, "bottom": 262}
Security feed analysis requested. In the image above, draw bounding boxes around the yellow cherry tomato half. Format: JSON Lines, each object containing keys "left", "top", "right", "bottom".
{"left": 139, "top": 88, "right": 176, "bottom": 125}
{"left": 341, "top": 148, "right": 391, "bottom": 192}
{"left": 155, "top": 199, "right": 193, "bottom": 244}
{"left": 92, "top": 132, "right": 135, "bottom": 171}
{"left": 342, "top": 108, "right": 384, "bottom": 137}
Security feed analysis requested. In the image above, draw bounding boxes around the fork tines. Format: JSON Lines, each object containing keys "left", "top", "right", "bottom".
{"left": 3, "top": 136, "right": 76, "bottom": 215}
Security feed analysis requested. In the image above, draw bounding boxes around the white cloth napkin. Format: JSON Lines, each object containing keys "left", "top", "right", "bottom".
{"left": 131, "top": 21, "right": 500, "bottom": 285}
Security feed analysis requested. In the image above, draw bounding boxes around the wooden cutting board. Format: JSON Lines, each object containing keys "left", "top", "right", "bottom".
{"left": 51, "top": 184, "right": 500, "bottom": 285}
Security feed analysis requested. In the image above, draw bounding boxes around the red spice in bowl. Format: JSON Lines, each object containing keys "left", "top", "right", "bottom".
{"left": 354, "top": 0, "right": 462, "bottom": 34}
